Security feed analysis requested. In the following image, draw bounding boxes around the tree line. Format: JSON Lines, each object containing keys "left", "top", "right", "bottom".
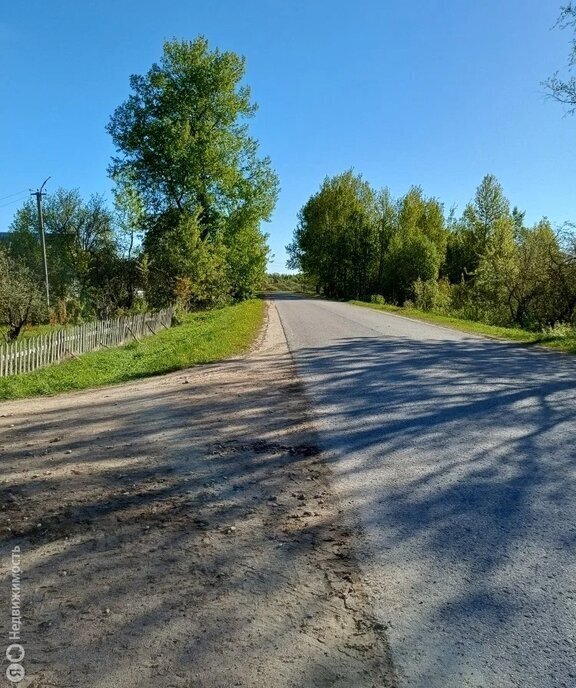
{"left": 287, "top": 171, "right": 576, "bottom": 330}
{"left": 0, "top": 37, "right": 277, "bottom": 340}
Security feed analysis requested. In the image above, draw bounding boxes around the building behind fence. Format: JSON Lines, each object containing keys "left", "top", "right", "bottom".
{"left": 0, "top": 308, "right": 173, "bottom": 378}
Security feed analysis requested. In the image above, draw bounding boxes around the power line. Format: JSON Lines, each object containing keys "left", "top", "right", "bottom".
{"left": 0, "top": 194, "right": 30, "bottom": 209}
{"left": 0, "top": 189, "right": 29, "bottom": 202}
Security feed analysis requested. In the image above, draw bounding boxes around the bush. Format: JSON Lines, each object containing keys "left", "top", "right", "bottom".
{"left": 370, "top": 294, "right": 386, "bottom": 304}
{"left": 449, "top": 279, "right": 511, "bottom": 326}
{"left": 541, "top": 322, "right": 575, "bottom": 338}
{"left": 412, "top": 277, "right": 452, "bottom": 313}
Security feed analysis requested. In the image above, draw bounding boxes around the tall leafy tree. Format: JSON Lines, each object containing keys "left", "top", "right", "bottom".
{"left": 107, "top": 37, "right": 278, "bottom": 305}
{"left": 513, "top": 220, "right": 564, "bottom": 327}
{"left": 471, "top": 218, "right": 570, "bottom": 327}
{"left": 465, "top": 174, "right": 510, "bottom": 254}
{"left": 397, "top": 187, "right": 446, "bottom": 256}
{"left": 112, "top": 172, "right": 147, "bottom": 309}
{"left": 112, "top": 172, "right": 145, "bottom": 261}
{"left": 473, "top": 216, "right": 520, "bottom": 325}
{"left": 375, "top": 187, "right": 445, "bottom": 302}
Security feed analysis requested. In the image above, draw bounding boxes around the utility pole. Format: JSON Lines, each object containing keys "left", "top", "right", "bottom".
{"left": 32, "top": 177, "right": 51, "bottom": 308}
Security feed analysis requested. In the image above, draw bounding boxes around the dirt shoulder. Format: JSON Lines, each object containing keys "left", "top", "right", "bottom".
{"left": 0, "top": 301, "right": 396, "bottom": 688}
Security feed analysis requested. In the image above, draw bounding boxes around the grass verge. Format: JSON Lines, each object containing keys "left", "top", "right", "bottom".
{"left": 0, "top": 299, "right": 265, "bottom": 400}
{"left": 349, "top": 300, "right": 576, "bottom": 354}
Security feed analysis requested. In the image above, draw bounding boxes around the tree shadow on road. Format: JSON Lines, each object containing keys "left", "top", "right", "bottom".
{"left": 0, "top": 347, "right": 395, "bottom": 687}
{"left": 288, "top": 332, "right": 576, "bottom": 687}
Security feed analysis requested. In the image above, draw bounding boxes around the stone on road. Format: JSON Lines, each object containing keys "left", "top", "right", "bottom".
{"left": 274, "top": 294, "right": 576, "bottom": 688}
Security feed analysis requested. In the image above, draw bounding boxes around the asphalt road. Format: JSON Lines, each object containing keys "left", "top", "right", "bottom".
{"left": 273, "top": 294, "right": 576, "bottom": 688}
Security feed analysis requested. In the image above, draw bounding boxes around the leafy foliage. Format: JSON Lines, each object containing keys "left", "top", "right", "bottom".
{"left": 288, "top": 172, "right": 446, "bottom": 303}
{"left": 264, "top": 273, "right": 312, "bottom": 292}
{"left": 143, "top": 211, "right": 230, "bottom": 310}
{"left": 289, "top": 172, "right": 576, "bottom": 331}
{"left": 2, "top": 37, "right": 277, "bottom": 336}
{"left": 287, "top": 171, "right": 380, "bottom": 298}
{"left": 382, "top": 232, "right": 441, "bottom": 303}
{"left": 107, "top": 37, "right": 278, "bottom": 307}
{"left": 7, "top": 189, "right": 130, "bottom": 320}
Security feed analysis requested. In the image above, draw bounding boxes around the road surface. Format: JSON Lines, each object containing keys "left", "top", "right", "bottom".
{"left": 274, "top": 294, "right": 576, "bottom": 688}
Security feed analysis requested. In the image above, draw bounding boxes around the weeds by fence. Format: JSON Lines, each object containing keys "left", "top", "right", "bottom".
{"left": 0, "top": 309, "right": 173, "bottom": 377}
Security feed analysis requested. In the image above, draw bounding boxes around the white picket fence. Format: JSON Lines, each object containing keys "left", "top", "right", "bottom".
{"left": 0, "top": 308, "right": 173, "bottom": 378}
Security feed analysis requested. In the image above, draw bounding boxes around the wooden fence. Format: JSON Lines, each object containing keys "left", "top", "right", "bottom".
{"left": 0, "top": 308, "right": 173, "bottom": 378}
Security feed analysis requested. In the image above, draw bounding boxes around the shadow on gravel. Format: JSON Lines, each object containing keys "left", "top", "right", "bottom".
{"left": 287, "top": 333, "right": 576, "bottom": 687}
{"left": 0, "top": 349, "right": 395, "bottom": 687}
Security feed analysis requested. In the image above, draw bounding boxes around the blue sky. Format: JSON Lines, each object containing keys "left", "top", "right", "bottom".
{"left": 1, "top": 0, "right": 575, "bottom": 271}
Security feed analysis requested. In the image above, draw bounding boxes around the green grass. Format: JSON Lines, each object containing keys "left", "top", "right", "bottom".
{"left": 349, "top": 300, "right": 576, "bottom": 354}
{"left": 0, "top": 322, "right": 66, "bottom": 341}
{"left": 0, "top": 299, "right": 265, "bottom": 400}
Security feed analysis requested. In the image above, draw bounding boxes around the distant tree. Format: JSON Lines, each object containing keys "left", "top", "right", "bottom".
{"left": 107, "top": 37, "right": 278, "bottom": 305}
{"left": 465, "top": 174, "right": 510, "bottom": 254}
{"left": 5, "top": 203, "right": 43, "bottom": 282}
{"left": 375, "top": 188, "right": 398, "bottom": 286}
{"left": 287, "top": 171, "right": 378, "bottom": 297}
{"left": 472, "top": 218, "right": 570, "bottom": 328}
{"left": 444, "top": 223, "right": 477, "bottom": 283}
{"left": 0, "top": 250, "right": 46, "bottom": 340}
{"left": 397, "top": 187, "right": 447, "bottom": 257}
{"left": 374, "top": 187, "right": 445, "bottom": 302}
{"left": 544, "top": 4, "right": 576, "bottom": 113}
{"left": 445, "top": 175, "right": 511, "bottom": 282}
{"left": 473, "top": 217, "right": 519, "bottom": 325}
{"left": 511, "top": 206, "right": 526, "bottom": 238}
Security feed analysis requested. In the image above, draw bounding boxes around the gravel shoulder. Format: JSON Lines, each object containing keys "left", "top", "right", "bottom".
{"left": 0, "top": 301, "right": 396, "bottom": 688}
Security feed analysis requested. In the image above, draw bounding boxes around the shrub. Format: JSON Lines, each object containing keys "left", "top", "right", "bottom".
{"left": 370, "top": 294, "right": 386, "bottom": 304}
{"left": 412, "top": 277, "right": 452, "bottom": 313}
{"left": 541, "top": 322, "right": 575, "bottom": 338}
